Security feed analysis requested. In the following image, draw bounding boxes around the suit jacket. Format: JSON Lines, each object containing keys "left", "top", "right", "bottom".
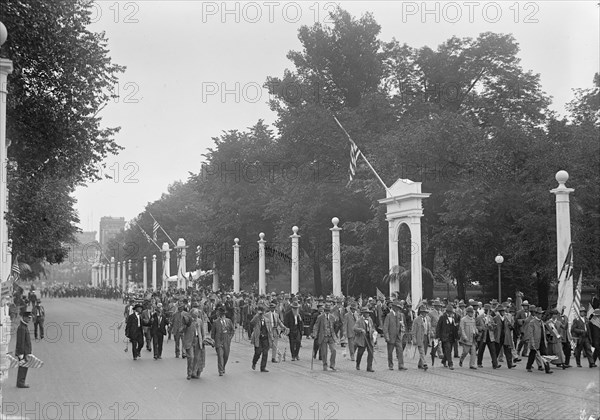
{"left": 211, "top": 317, "right": 234, "bottom": 347}
{"left": 412, "top": 315, "right": 431, "bottom": 346}
{"left": 151, "top": 312, "right": 169, "bottom": 336}
{"left": 343, "top": 311, "right": 358, "bottom": 339}
{"left": 171, "top": 311, "right": 186, "bottom": 335}
{"left": 265, "top": 310, "right": 285, "bottom": 339}
{"left": 313, "top": 313, "right": 337, "bottom": 345}
{"left": 571, "top": 317, "right": 591, "bottom": 342}
{"left": 383, "top": 309, "right": 405, "bottom": 343}
{"left": 182, "top": 315, "right": 205, "bottom": 350}
{"left": 16, "top": 321, "right": 32, "bottom": 357}
{"left": 283, "top": 311, "right": 303, "bottom": 340}
{"left": 126, "top": 313, "right": 143, "bottom": 339}
{"left": 493, "top": 315, "right": 513, "bottom": 346}
{"left": 32, "top": 305, "right": 45, "bottom": 321}
{"left": 459, "top": 315, "right": 478, "bottom": 345}
{"left": 525, "top": 317, "right": 546, "bottom": 350}
{"left": 353, "top": 316, "right": 374, "bottom": 348}
{"left": 436, "top": 313, "right": 459, "bottom": 342}
{"left": 476, "top": 313, "right": 496, "bottom": 342}
{"left": 250, "top": 314, "right": 272, "bottom": 347}
{"left": 515, "top": 309, "right": 531, "bottom": 336}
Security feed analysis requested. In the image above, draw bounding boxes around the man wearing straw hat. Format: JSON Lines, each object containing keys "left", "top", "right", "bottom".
{"left": 313, "top": 303, "right": 338, "bottom": 371}
{"left": 383, "top": 300, "right": 407, "bottom": 371}
{"left": 413, "top": 305, "right": 431, "bottom": 371}
{"left": 284, "top": 300, "right": 303, "bottom": 361}
{"left": 354, "top": 307, "right": 375, "bottom": 372}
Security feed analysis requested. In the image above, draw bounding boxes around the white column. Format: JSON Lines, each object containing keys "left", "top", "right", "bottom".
{"left": 128, "top": 260, "right": 132, "bottom": 284}
{"left": 212, "top": 261, "right": 219, "bottom": 292}
{"left": 410, "top": 217, "right": 423, "bottom": 311}
{"left": 330, "top": 218, "right": 342, "bottom": 297}
{"left": 162, "top": 243, "right": 171, "bottom": 289}
{"left": 122, "top": 260, "right": 126, "bottom": 291}
{"left": 233, "top": 238, "right": 240, "bottom": 293}
{"left": 110, "top": 257, "right": 115, "bottom": 287}
{"left": 550, "top": 170, "right": 574, "bottom": 311}
{"left": 290, "top": 226, "right": 300, "bottom": 294}
{"left": 0, "top": 55, "right": 13, "bottom": 284}
{"left": 117, "top": 261, "right": 121, "bottom": 290}
{"left": 258, "top": 232, "right": 266, "bottom": 295}
{"left": 143, "top": 256, "right": 148, "bottom": 291}
{"left": 152, "top": 255, "right": 157, "bottom": 290}
{"left": 176, "top": 238, "right": 187, "bottom": 290}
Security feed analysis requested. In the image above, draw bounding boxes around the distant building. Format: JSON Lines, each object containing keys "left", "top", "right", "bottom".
{"left": 99, "top": 216, "right": 126, "bottom": 249}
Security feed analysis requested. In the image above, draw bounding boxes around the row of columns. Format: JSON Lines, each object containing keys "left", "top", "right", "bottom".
{"left": 91, "top": 219, "right": 343, "bottom": 296}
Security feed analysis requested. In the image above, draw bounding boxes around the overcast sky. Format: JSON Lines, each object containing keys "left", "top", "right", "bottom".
{"left": 73, "top": 1, "right": 599, "bottom": 234}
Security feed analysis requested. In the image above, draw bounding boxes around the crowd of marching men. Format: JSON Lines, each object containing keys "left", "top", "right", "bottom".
{"left": 118, "top": 286, "right": 600, "bottom": 377}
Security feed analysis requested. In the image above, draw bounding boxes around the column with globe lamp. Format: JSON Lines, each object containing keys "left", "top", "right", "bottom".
{"left": 495, "top": 254, "right": 504, "bottom": 301}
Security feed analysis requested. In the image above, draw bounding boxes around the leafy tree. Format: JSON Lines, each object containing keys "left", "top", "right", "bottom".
{"left": 1, "top": 0, "right": 124, "bottom": 265}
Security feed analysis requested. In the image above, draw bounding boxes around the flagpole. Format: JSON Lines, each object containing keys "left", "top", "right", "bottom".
{"left": 148, "top": 212, "right": 177, "bottom": 246}
{"left": 136, "top": 223, "right": 162, "bottom": 251}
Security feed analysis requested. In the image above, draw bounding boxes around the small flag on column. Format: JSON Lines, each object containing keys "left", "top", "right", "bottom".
{"left": 152, "top": 220, "right": 159, "bottom": 242}
{"left": 376, "top": 287, "right": 386, "bottom": 300}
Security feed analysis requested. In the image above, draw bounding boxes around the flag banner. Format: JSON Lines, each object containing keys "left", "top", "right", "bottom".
{"left": 556, "top": 243, "right": 573, "bottom": 315}
{"left": 149, "top": 212, "right": 176, "bottom": 246}
{"left": 406, "top": 293, "right": 412, "bottom": 306}
{"left": 6, "top": 354, "right": 44, "bottom": 369}
{"left": 570, "top": 271, "right": 582, "bottom": 323}
{"left": 376, "top": 287, "right": 386, "bottom": 300}
{"left": 152, "top": 220, "right": 159, "bottom": 242}
{"left": 348, "top": 138, "right": 361, "bottom": 181}
{"left": 591, "top": 316, "right": 600, "bottom": 330}
{"left": 135, "top": 223, "right": 161, "bottom": 251}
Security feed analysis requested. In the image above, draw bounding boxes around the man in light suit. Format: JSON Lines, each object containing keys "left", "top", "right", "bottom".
{"left": 151, "top": 305, "right": 169, "bottom": 360}
{"left": 211, "top": 306, "right": 234, "bottom": 375}
{"left": 476, "top": 304, "right": 500, "bottom": 368}
{"left": 383, "top": 300, "right": 407, "bottom": 371}
{"left": 182, "top": 308, "right": 206, "bottom": 379}
{"left": 342, "top": 302, "right": 359, "bottom": 361}
{"left": 250, "top": 305, "right": 272, "bottom": 372}
{"left": 266, "top": 302, "right": 286, "bottom": 363}
{"left": 413, "top": 305, "right": 431, "bottom": 371}
{"left": 525, "top": 307, "right": 553, "bottom": 374}
{"left": 354, "top": 307, "right": 374, "bottom": 372}
{"left": 313, "top": 303, "right": 337, "bottom": 371}
{"left": 32, "top": 300, "right": 45, "bottom": 340}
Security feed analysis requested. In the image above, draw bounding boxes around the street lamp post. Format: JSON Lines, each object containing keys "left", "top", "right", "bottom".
{"left": 495, "top": 254, "right": 504, "bottom": 302}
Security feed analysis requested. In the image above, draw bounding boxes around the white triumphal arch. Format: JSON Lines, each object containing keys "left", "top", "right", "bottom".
{"left": 378, "top": 179, "right": 430, "bottom": 311}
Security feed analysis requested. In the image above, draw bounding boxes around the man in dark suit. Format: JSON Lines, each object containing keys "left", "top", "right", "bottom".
{"left": 493, "top": 305, "right": 515, "bottom": 368}
{"left": 32, "top": 300, "right": 45, "bottom": 340}
{"left": 515, "top": 300, "right": 531, "bottom": 356}
{"left": 151, "top": 305, "right": 169, "bottom": 360}
{"left": 354, "top": 307, "right": 374, "bottom": 372}
{"left": 383, "top": 300, "right": 407, "bottom": 371}
{"left": 211, "top": 306, "right": 234, "bottom": 375}
{"left": 284, "top": 301, "right": 303, "bottom": 361}
{"left": 16, "top": 311, "right": 33, "bottom": 388}
{"left": 437, "top": 304, "right": 459, "bottom": 370}
{"left": 572, "top": 308, "right": 595, "bottom": 367}
{"left": 126, "top": 303, "right": 144, "bottom": 360}
{"left": 250, "top": 305, "right": 272, "bottom": 372}
{"left": 313, "top": 303, "right": 338, "bottom": 371}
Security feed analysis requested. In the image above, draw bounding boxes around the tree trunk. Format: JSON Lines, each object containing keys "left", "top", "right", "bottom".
{"left": 301, "top": 239, "right": 322, "bottom": 296}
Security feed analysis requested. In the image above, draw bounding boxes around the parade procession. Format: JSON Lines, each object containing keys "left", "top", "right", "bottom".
{"left": 0, "top": 1, "right": 599, "bottom": 419}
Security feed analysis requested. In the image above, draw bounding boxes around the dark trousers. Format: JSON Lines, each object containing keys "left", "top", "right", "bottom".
{"left": 495, "top": 343, "right": 513, "bottom": 367}
{"left": 313, "top": 338, "right": 321, "bottom": 359}
{"left": 34, "top": 319, "right": 44, "bottom": 339}
{"left": 319, "top": 336, "right": 336, "bottom": 368}
{"left": 131, "top": 335, "right": 144, "bottom": 358}
{"left": 453, "top": 341, "right": 459, "bottom": 357}
{"left": 477, "top": 338, "right": 498, "bottom": 367}
{"left": 217, "top": 341, "right": 230, "bottom": 374}
{"left": 288, "top": 333, "right": 301, "bottom": 358}
{"left": 561, "top": 341, "right": 571, "bottom": 365}
{"left": 16, "top": 366, "right": 28, "bottom": 387}
{"left": 441, "top": 341, "right": 455, "bottom": 367}
{"left": 253, "top": 337, "right": 270, "bottom": 371}
{"left": 152, "top": 334, "right": 164, "bottom": 358}
{"left": 356, "top": 344, "right": 373, "bottom": 370}
{"left": 526, "top": 347, "right": 551, "bottom": 372}
{"left": 517, "top": 338, "right": 528, "bottom": 356}
{"left": 574, "top": 338, "right": 594, "bottom": 365}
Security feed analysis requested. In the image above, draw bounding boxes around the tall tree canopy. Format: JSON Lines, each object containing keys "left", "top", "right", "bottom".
{"left": 1, "top": 0, "right": 124, "bottom": 264}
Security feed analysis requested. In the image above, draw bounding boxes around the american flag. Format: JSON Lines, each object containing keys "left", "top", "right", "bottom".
{"left": 349, "top": 138, "right": 361, "bottom": 181}
{"left": 152, "top": 220, "right": 159, "bottom": 242}
{"left": 571, "top": 271, "right": 582, "bottom": 320}
{"left": 556, "top": 243, "right": 574, "bottom": 314}
{"left": 11, "top": 258, "right": 20, "bottom": 282}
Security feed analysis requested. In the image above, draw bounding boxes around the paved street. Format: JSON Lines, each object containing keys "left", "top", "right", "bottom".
{"left": 3, "top": 298, "right": 599, "bottom": 419}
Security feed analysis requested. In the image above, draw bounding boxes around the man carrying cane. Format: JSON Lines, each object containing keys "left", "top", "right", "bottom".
{"left": 354, "top": 307, "right": 375, "bottom": 372}
{"left": 313, "top": 303, "right": 337, "bottom": 371}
